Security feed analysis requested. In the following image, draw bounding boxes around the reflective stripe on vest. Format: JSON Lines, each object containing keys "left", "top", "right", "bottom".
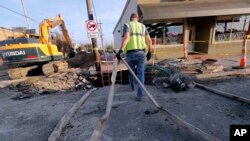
{"left": 125, "top": 21, "right": 146, "bottom": 51}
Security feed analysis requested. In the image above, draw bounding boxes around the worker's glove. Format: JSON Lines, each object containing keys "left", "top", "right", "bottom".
{"left": 146, "top": 52, "right": 151, "bottom": 61}
{"left": 116, "top": 50, "right": 123, "bottom": 61}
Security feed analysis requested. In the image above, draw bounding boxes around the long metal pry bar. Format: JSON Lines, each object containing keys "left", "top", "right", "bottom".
{"left": 120, "top": 57, "right": 221, "bottom": 141}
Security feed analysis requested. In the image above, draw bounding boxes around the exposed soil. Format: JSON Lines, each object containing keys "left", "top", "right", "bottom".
{"left": 10, "top": 69, "right": 93, "bottom": 100}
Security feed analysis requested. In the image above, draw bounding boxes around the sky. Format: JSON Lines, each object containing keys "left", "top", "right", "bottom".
{"left": 0, "top": 0, "right": 126, "bottom": 46}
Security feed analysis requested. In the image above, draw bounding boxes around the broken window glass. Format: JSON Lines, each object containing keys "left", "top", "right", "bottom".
{"left": 146, "top": 23, "right": 183, "bottom": 45}
{"left": 215, "top": 15, "right": 250, "bottom": 42}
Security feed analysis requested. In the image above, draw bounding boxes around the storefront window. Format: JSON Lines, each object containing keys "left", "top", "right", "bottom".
{"left": 165, "top": 24, "right": 183, "bottom": 45}
{"left": 146, "top": 23, "right": 183, "bottom": 45}
{"left": 215, "top": 15, "right": 250, "bottom": 42}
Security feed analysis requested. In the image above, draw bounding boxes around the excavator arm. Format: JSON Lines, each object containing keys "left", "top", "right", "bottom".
{"left": 39, "top": 14, "right": 74, "bottom": 57}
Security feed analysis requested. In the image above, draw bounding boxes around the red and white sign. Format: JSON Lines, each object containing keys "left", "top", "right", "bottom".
{"left": 86, "top": 20, "right": 98, "bottom": 38}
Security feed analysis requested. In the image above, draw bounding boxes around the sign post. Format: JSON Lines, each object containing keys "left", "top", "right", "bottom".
{"left": 86, "top": 0, "right": 100, "bottom": 72}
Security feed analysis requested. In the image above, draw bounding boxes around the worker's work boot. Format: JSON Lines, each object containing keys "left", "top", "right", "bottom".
{"left": 131, "top": 87, "right": 135, "bottom": 91}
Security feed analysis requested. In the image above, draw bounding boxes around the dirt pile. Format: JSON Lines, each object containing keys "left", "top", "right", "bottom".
{"left": 67, "top": 52, "right": 95, "bottom": 68}
{"left": 7, "top": 51, "right": 100, "bottom": 100}
{"left": 11, "top": 68, "right": 93, "bottom": 100}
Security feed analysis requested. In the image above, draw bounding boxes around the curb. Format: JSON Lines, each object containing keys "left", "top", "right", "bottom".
{"left": 195, "top": 68, "right": 250, "bottom": 80}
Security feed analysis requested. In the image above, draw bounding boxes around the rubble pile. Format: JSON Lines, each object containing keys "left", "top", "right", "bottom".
{"left": 157, "top": 58, "right": 223, "bottom": 74}
{"left": 145, "top": 65, "right": 195, "bottom": 91}
{"left": 200, "top": 59, "right": 224, "bottom": 73}
{"left": 11, "top": 69, "right": 93, "bottom": 100}
{"left": 147, "top": 58, "right": 224, "bottom": 90}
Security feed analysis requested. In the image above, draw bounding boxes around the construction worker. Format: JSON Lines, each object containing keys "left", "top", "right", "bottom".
{"left": 116, "top": 13, "right": 152, "bottom": 101}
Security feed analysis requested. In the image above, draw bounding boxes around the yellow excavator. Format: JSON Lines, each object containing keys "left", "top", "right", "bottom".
{"left": 0, "top": 14, "right": 74, "bottom": 79}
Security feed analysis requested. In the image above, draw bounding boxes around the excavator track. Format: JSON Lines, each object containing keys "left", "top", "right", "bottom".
{"left": 42, "top": 61, "right": 69, "bottom": 77}
{"left": 42, "top": 63, "right": 55, "bottom": 76}
{"left": 54, "top": 61, "right": 69, "bottom": 72}
{"left": 8, "top": 65, "right": 38, "bottom": 80}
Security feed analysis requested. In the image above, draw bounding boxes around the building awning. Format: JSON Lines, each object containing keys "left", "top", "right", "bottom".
{"left": 139, "top": 0, "right": 250, "bottom": 21}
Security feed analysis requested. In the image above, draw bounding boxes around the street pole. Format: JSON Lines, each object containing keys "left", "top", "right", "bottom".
{"left": 20, "top": 0, "right": 30, "bottom": 29}
{"left": 86, "top": 0, "right": 101, "bottom": 71}
{"left": 99, "top": 20, "right": 104, "bottom": 50}
{"left": 183, "top": 19, "right": 188, "bottom": 59}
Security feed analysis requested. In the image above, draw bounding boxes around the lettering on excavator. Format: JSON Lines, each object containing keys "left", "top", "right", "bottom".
{"left": 2, "top": 50, "right": 26, "bottom": 57}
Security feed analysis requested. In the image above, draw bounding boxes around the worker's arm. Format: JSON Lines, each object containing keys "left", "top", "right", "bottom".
{"left": 116, "top": 25, "right": 130, "bottom": 60}
{"left": 116, "top": 32, "right": 129, "bottom": 60}
{"left": 120, "top": 32, "right": 130, "bottom": 51}
{"left": 145, "top": 30, "right": 152, "bottom": 61}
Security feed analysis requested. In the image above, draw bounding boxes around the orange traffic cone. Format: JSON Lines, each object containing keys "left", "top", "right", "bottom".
{"left": 240, "top": 36, "right": 247, "bottom": 68}
{"left": 184, "top": 46, "right": 188, "bottom": 59}
{"left": 234, "top": 22, "right": 250, "bottom": 69}
{"left": 233, "top": 35, "right": 247, "bottom": 69}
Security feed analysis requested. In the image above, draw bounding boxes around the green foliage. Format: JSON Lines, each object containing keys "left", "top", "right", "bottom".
{"left": 75, "top": 43, "right": 93, "bottom": 52}
{"left": 84, "top": 43, "right": 93, "bottom": 52}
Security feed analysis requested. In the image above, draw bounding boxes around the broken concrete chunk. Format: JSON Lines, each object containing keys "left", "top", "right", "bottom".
{"left": 163, "top": 82, "right": 170, "bottom": 88}
{"left": 10, "top": 70, "right": 94, "bottom": 100}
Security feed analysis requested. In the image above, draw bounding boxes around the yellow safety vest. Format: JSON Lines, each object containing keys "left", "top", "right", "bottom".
{"left": 125, "top": 21, "right": 146, "bottom": 52}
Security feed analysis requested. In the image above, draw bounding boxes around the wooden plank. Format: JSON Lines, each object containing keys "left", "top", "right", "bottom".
{"left": 195, "top": 68, "right": 250, "bottom": 80}
{"left": 195, "top": 82, "right": 250, "bottom": 104}
{"left": 89, "top": 59, "right": 118, "bottom": 141}
{"left": 48, "top": 88, "right": 97, "bottom": 141}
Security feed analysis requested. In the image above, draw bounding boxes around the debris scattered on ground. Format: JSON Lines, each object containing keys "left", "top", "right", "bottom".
{"left": 10, "top": 68, "right": 93, "bottom": 100}
{"left": 3, "top": 52, "right": 101, "bottom": 100}
{"left": 152, "top": 69, "right": 195, "bottom": 91}
{"left": 200, "top": 59, "right": 224, "bottom": 73}
{"left": 157, "top": 58, "right": 224, "bottom": 74}
{"left": 145, "top": 65, "right": 195, "bottom": 91}
{"left": 167, "top": 72, "right": 195, "bottom": 91}
{"left": 144, "top": 109, "right": 159, "bottom": 115}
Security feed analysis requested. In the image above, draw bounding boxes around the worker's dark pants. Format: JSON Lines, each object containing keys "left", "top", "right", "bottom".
{"left": 126, "top": 51, "right": 145, "bottom": 98}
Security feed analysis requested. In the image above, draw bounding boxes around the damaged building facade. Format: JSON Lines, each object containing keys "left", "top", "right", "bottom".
{"left": 0, "top": 27, "right": 23, "bottom": 41}
{"left": 113, "top": 0, "right": 250, "bottom": 59}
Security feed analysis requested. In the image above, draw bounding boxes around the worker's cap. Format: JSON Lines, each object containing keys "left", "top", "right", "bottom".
{"left": 130, "top": 13, "right": 139, "bottom": 20}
